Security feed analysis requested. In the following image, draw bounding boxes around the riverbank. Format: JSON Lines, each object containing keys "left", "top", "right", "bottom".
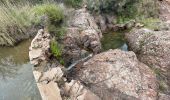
{"left": 28, "top": 1, "right": 170, "bottom": 99}
{"left": 1, "top": 0, "right": 170, "bottom": 100}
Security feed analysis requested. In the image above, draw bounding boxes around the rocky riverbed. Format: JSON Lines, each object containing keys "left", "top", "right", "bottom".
{"left": 28, "top": 2, "right": 170, "bottom": 99}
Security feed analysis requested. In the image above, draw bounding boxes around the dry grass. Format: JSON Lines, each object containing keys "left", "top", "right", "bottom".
{"left": 0, "top": 0, "right": 64, "bottom": 46}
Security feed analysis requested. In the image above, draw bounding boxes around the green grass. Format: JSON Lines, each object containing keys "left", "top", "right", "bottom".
{"left": 50, "top": 40, "right": 62, "bottom": 58}
{"left": 116, "top": 16, "right": 132, "bottom": 24}
{"left": 32, "top": 3, "right": 64, "bottom": 24}
{"left": 50, "top": 39, "right": 64, "bottom": 65}
{"left": 32, "top": 3, "right": 65, "bottom": 37}
{"left": 64, "top": 0, "right": 82, "bottom": 8}
{"left": 0, "top": 0, "right": 65, "bottom": 46}
{"left": 0, "top": 1, "right": 34, "bottom": 45}
{"left": 139, "top": 18, "right": 161, "bottom": 30}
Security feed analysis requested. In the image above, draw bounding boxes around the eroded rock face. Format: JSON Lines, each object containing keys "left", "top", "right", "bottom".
{"left": 29, "top": 29, "right": 63, "bottom": 100}
{"left": 62, "top": 8, "right": 102, "bottom": 66}
{"left": 125, "top": 28, "right": 170, "bottom": 94}
{"left": 76, "top": 49, "right": 158, "bottom": 100}
{"left": 63, "top": 80, "right": 101, "bottom": 100}
{"left": 29, "top": 29, "right": 100, "bottom": 100}
{"left": 29, "top": 29, "right": 51, "bottom": 66}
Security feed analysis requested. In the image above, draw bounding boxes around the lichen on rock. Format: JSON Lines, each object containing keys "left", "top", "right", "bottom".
{"left": 125, "top": 27, "right": 170, "bottom": 94}
{"left": 75, "top": 49, "right": 158, "bottom": 100}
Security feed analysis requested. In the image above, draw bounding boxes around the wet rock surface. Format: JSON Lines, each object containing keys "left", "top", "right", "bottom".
{"left": 75, "top": 49, "right": 158, "bottom": 100}
{"left": 125, "top": 28, "right": 170, "bottom": 94}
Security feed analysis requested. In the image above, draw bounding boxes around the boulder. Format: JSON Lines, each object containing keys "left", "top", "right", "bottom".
{"left": 29, "top": 29, "right": 51, "bottom": 66}
{"left": 63, "top": 80, "right": 101, "bottom": 100}
{"left": 125, "top": 28, "right": 170, "bottom": 94}
{"left": 159, "top": 93, "right": 170, "bottom": 100}
{"left": 29, "top": 29, "right": 100, "bottom": 100}
{"left": 62, "top": 8, "right": 102, "bottom": 66}
{"left": 75, "top": 49, "right": 158, "bottom": 100}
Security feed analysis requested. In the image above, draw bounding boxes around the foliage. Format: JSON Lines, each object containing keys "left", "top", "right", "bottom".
{"left": 137, "top": 0, "right": 159, "bottom": 18}
{"left": 116, "top": 16, "right": 132, "bottom": 24}
{"left": 64, "top": 0, "right": 82, "bottom": 8}
{"left": 0, "top": 0, "right": 65, "bottom": 45}
{"left": 50, "top": 40, "right": 62, "bottom": 58}
{"left": 86, "top": 0, "right": 158, "bottom": 23}
{"left": 87, "top": 0, "right": 138, "bottom": 15}
{"left": 50, "top": 39, "right": 64, "bottom": 65}
{"left": 0, "top": 1, "right": 34, "bottom": 45}
{"left": 32, "top": 3, "right": 65, "bottom": 38}
{"left": 139, "top": 18, "right": 161, "bottom": 30}
{"left": 32, "top": 3, "right": 64, "bottom": 24}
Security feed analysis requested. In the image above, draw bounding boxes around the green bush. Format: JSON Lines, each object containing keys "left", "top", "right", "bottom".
{"left": 50, "top": 39, "right": 65, "bottom": 65}
{"left": 32, "top": 3, "right": 65, "bottom": 38}
{"left": 86, "top": 0, "right": 158, "bottom": 20}
{"left": 0, "top": 0, "right": 65, "bottom": 46}
{"left": 50, "top": 40, "right": 62, "bottom": 58}
{"left": 32, "top": 3, "right": 64, "bottom": 24}
{"left": 87, "top": 0, "right": 138, "bottom": 14}
{"left": 64, "top": 0, "right": 82, "bottom": 8}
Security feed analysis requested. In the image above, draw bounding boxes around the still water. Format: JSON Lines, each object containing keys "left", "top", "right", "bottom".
{"left": 0, "top": 39, "right": 41, "bottom": 100}
{"left": 101, "top": 31, "right": 128, "bottom": 51}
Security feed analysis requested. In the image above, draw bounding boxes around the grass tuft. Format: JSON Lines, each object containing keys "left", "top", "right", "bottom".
{"left": 0, "top": 0, "right": 65, "bottom": 46}
{"left": 64, "top": 0, "right": 82, "bottom": 8}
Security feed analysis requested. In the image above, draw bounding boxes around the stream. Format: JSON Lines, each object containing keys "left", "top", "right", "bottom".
{"left": 0, "top": 39, "right": 41, "bottom": 100}
{"left": 0, "top": 31, "right": 127, "bottom": 100}
{"left": 102, "top": 31, "right": 128, "bottom": 51}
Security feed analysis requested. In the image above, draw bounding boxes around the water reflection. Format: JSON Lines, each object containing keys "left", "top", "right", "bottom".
{"left": 101, "top": 31, "right": 128, "bottom": 51}
{"left": 0, "top": 39, "right": 41, "bottom": 100}
{"left": 0, "top": 56, "right": 19, "bottom": 79}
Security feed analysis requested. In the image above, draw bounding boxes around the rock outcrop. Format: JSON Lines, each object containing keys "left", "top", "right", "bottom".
{"left": 62, "top": 8, "right": 102, "bottom": 66}
{"left": 125, "top": 28, "right": 170, "bottom": 94}
{"left": 29, "top": 29, "right": 51, "bottom": 66}
{"left": 75, "top": 49, "right": 158, "bottom": 100}
{"left": 29, "top": 28, "right": 162, "bottom": 100}
{"left": 29, "top": 29, "right": 100, "bottom": 100}
{"left": 29, "top": 29, "right": 63, "bottom": 100}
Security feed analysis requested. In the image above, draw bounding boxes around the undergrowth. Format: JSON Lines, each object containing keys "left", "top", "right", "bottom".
{"left": 138, "top": 18, "right": 161, "bottom": 30}
{"left": 0, "top": 0, "right": 65, "bottom": 46}
{"left": 64, "top": 0, "right": 82, "bottom": 8}
{"left": 50, "top": 39, "right": 64, "bottom": 65}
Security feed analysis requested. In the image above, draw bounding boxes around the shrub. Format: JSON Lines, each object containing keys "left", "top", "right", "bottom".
{"left": 86, "top": 0, "right": 158, "bottom": 20}
{"left": 32, "top": 3, "right": 64, "bottom": 24}
{"left": 50, "top": 39, "right": 63, "bottom": 61}
{"left": 0, "top": 0, "right": 65, "bottom": 46}
{"left": 64, "top": 0, "right": 82, "bottom": 8}
{"left": 32, "top": 3, "right": 65, "bottom": 38}
{"left": 87, "top": 0, "right": 138, "bottom": 14}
